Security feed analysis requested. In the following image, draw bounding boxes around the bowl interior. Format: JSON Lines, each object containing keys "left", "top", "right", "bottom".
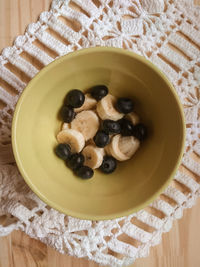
{"left": 12, "top": 48, "right": 185, "bottom": 220}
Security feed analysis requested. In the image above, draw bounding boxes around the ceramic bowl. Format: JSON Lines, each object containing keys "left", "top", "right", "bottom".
{"left": 12, "top": 47, "right": 185, "bottom": 220}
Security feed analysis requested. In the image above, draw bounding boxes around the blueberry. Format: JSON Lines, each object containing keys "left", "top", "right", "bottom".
{"left": 100, "top": 156, "right": 117, "bottom": 174}
{"left": 103, "top": 120, "right": 121, "bottom": 134}
{"left": 93, "top": 130, "right": 109, "bottom": 148}
{"left": 60, "top": 105, "right": 76, "bottom": 123}
{"left": 65, "top": 89, "right": 85, "bottom": 108}
{"left": 132, "top": 123, "right": 147, "bottom": 141}
{"left": 90, "top": 85, "right": 108, "bottom": 100}
{"left": 68, "top": 153, "right": 85, "bottom": 170}
{"left": 116, "top": 98, "right": 134, "bottom": 114}
{"left": 55, "top": 143, "right": 71, "bottom": 160}
{"left": 75, "top": 166, "right": 94, "bottom": 179}
{"left": 118, "top": 119, "right": 134, "bottom": 136}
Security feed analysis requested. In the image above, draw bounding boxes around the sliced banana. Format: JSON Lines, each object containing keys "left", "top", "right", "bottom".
{"left": 118, "top": 136, "right": 140, "bottom": 158}
{"left": 57, "top": 129, "right": 85, "bottom": 153}
{"left": 125, "top": 112, "right": 140, "bottom": 125}
{"left": 108, "top": 134, "right": 140, "bottom": 161}
{"left": 71, "top": 110, "right": 99, "bottom": 141}
{"left": 61, "top": 122, "right": 70, "bottom": 130}
{"left": 82, "top": 145, "right": 104, "bottom": 169}
{"left": 96, "top": 94, "right": 123, "bottom": 121}
{"left": 109, "top": 135, "right": 130, "bottom": 161}
{"left": 74, "top": 94, "right": 97, "bottom": 113}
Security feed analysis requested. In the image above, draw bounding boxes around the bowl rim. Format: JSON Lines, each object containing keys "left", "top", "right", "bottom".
{"left": 12, "top": 47, "right": 186, "bottom": 220}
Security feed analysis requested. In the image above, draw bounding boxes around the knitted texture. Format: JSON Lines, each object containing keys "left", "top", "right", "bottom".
{"left": 0, "top": 0, "right": 200, "bottom": 266}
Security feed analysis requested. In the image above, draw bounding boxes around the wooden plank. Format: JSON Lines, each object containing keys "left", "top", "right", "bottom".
{"left": 0, "top": 234, "right": 13, "bottom": 267}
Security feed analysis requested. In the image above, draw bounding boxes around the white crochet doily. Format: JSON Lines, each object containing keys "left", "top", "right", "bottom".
{"left": 0, "top": 0, "right": 200, "bottom": 266}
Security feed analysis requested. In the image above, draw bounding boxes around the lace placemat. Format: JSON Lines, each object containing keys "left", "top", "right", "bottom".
{"left": 0, "top": 0, "right": 200, "bottom": 266}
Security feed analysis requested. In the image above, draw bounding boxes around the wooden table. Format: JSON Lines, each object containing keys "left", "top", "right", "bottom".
{"left": 0, "top": 1, "right": 200, "bottom": 266}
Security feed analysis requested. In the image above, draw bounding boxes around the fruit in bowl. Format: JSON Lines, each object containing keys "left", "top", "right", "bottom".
{"left": 12, "top": 47, "right": 185, "bottom": 220}
{"left": 55, "top": 86, "right": 148, "bottom": 179}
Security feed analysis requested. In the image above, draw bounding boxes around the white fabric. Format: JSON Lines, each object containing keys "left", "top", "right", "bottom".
{"left": 0, "top": 0, "right": 200, "bottom": 266}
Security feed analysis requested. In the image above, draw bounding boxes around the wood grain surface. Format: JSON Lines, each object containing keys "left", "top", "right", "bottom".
{"left": 0, "top": 1, "right": 200, "bottom": 266}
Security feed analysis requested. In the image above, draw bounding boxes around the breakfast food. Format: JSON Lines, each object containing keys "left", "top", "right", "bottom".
{"left": 60, "top": 105, "right": 76, "bottom": 123}
{"left": 74, "top": 94, "right": 97, "bottom": 112}
{"left": 75, "top": 166, "right": 94, "bottom": 179}
{"left": 55, "top": 86, "right": 147, "bottom": 179}
{"left": 96, "top": 94, "right": 124, "bottom": 121}
{"left": 55, "top": 143, "right": 71, "bottom": 160}
{"left": 132, "top": 123, "right": 147, "bottom": 141}
{"left": 102, "top": 120, "right": 121, "bottom": 134}
{"left": 65, "top": 89, "right": 85, "bottom": 108}
{"left": 90, "top": 85, "right": 108, "bottom": 100}
{"left": 116, "top": 97, "right": 134, "bottom": 114}
{"left": 93, "top": 130, "right": 109, "bottom": 148}
{"left": 57, "top": 129, "right": 85, "bottom": 153}
{"left": 118, "top": 118, "right": 134, "bottom": 136}
{"left": 71, "top": 110, "right": 99, "bottom": 141}
{"left": 82, "top": 145, "right": 104, "bottom": 169}
{"left": 125, "top": 112, "right": 140, "bottom": 125}
{"left": 100, "top": 155, "right": 117, "bottom": 173}
{"left": 62, "top": 122, "right": 70, "bottom": 130}
{"left": 106, "top": 134, "right": 130, "bottom": 161}
{"left": 68, "top": 153, "right": 85, "bottom": 170}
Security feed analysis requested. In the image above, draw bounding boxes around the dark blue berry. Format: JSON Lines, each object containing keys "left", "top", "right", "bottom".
{"left": 103, "top": 120, "right": 121, "bottom": 134}
{"left": 90, "top": 85, "right": 108, "bottom": 100}
{"left": 132, "top": 123, "right": 147, "bottom": 141}
{"left": 60, "top": 105, "right": 75, "bottom": 123}
{"left": 65, "top": 89, "right": 85, "bottom": 108}
{"left": 93, "top": 130, "right": 109, "bottom": 148}
{"left": 116, "top": 98, "right": 134, "bottom": 114}
{"left": 55, "top": 144, "right": 71, "bottom": 160}
{"left": 68, "top": 153, "right": 84, "bottom": 170}
{"left": 118, "top": 119, "right": 134, "bottom": 136}
{"left": 75, "top": 166, "right": 94, "bottom": 179}
{"left": 100, "top": 156, "right": 117, "bottom": 174}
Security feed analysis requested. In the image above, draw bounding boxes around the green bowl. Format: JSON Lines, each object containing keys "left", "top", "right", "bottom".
{"left": 12, "top": 47, "right": 185, "bottom": 220}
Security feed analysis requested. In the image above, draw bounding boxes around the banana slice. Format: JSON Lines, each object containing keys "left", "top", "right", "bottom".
{"left": 82, "top": 145, "right": 104, "bottom": 169}
{"left": 109, "top": 135, "right": 130, "bottom": 161}
{"left": 74, "top": 94, "right": 97, "bottom": 113}
{"left": 57, "top": 129, "right": 85, "bottom": 153}
{"left": 108, "top": 134, "right": 140, "bottom": 161}
{"left": 125, "top": 112, "right": 140, "bottom": 125}
{"left": 61, "top": 122, "right": 70, "bottom": 130}
{"left": 118, "top": 136, "right": 140, "bottom": 158}
{"left": 96, "top": 94, "right": 123, "bottom": 121}
{"left": 71, "top": 110, "right": 99, "bottom": 141}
